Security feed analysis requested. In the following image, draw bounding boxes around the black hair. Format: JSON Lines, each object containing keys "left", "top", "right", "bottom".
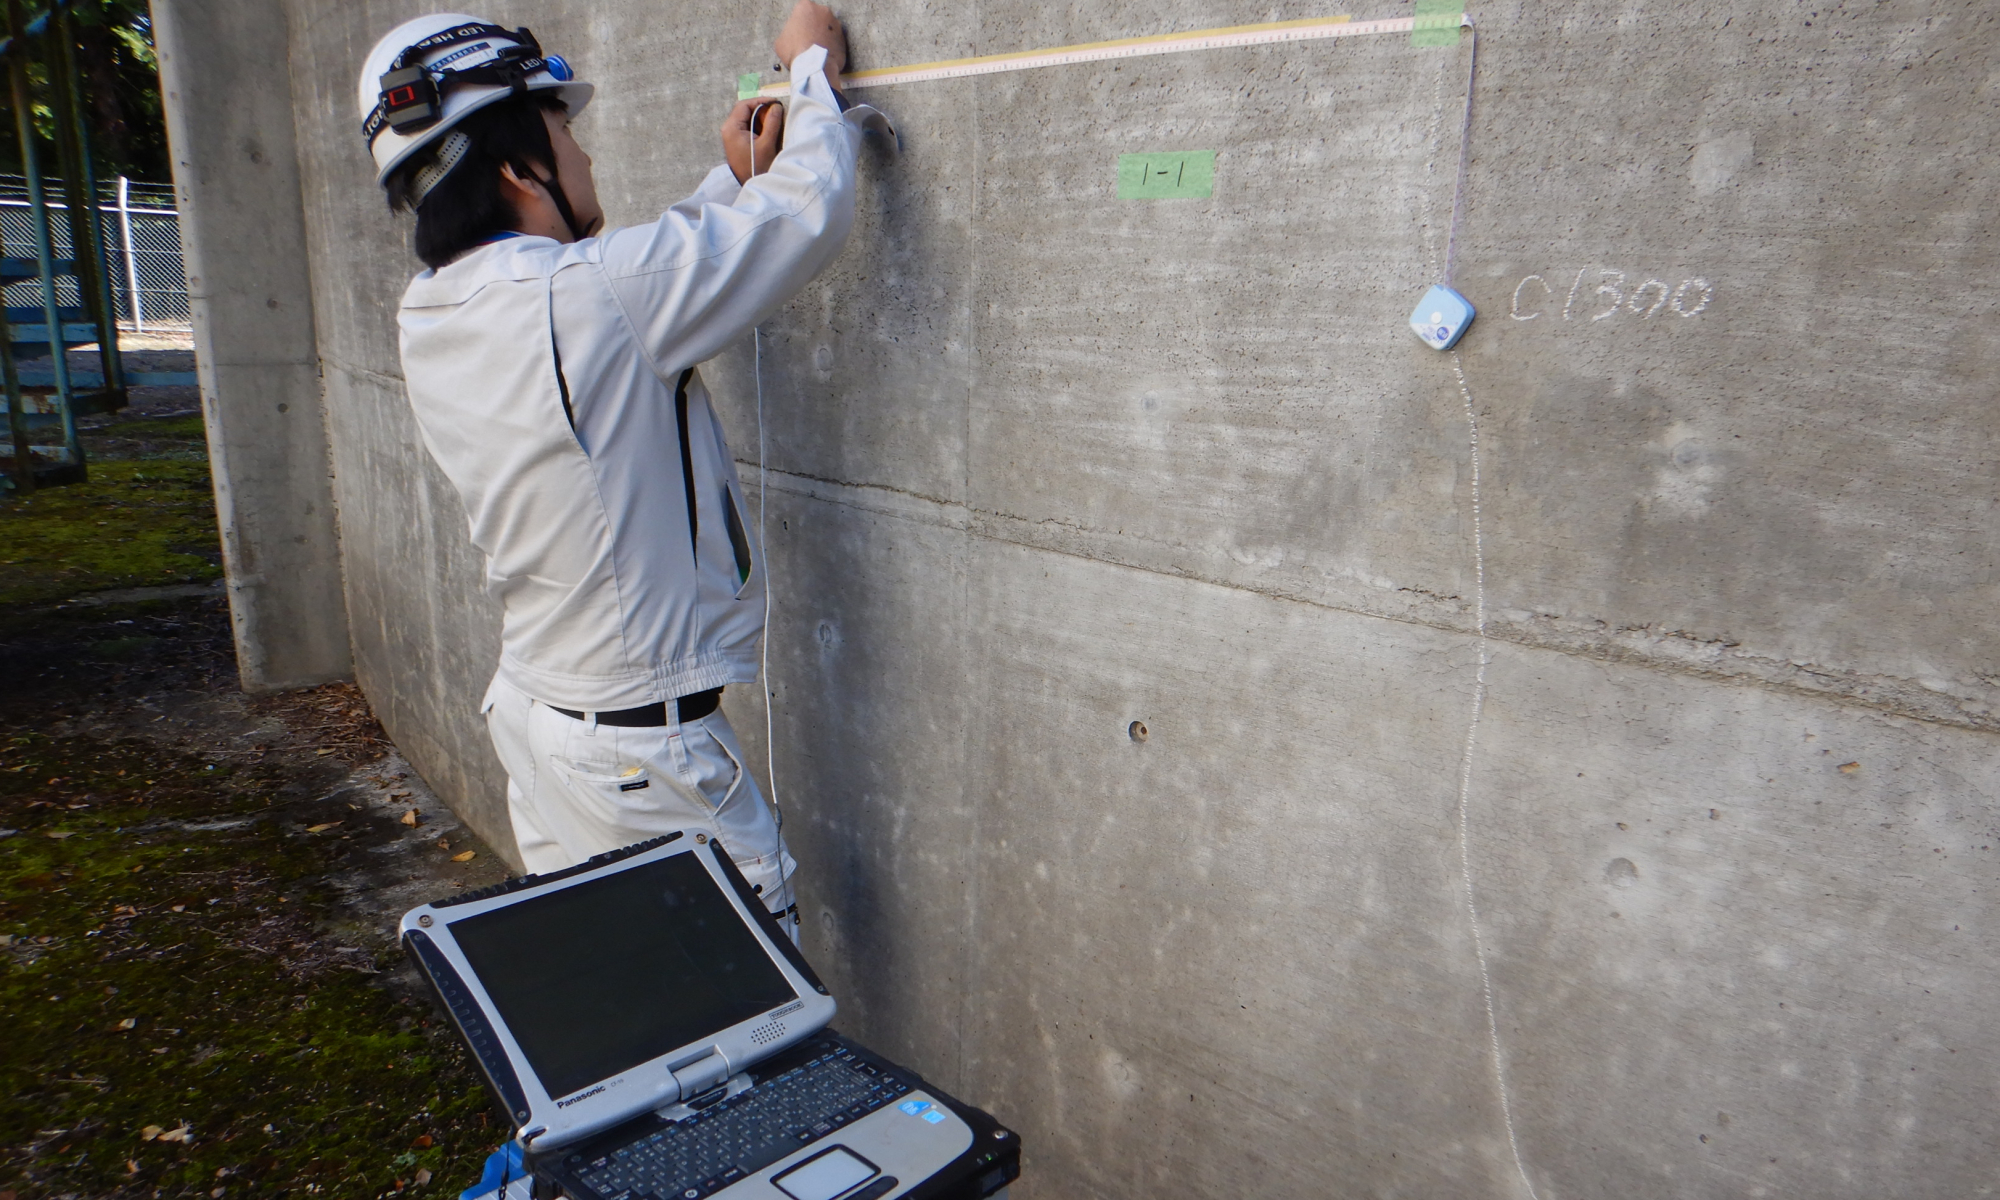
{"left": 384, "top": 90, "right": 569, "bottom": 270}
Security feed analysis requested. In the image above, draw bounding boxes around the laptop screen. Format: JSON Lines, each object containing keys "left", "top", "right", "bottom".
{"left": 449, "top": 850, "right": 798, "bottom": 1100}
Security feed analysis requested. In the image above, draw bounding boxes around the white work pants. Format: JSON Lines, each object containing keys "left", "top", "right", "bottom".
{"left": 483, "top": 676, "right": 799, "bottom": 942}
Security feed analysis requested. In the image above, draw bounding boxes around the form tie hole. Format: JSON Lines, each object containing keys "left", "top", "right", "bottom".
{"left": 1128, "top": 720, "right": 1149, "bottom": 743}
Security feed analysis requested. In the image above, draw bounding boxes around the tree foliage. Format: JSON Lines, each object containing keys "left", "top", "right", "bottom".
{"left": 0, "top": 0, "right": 169, "bottom": 184}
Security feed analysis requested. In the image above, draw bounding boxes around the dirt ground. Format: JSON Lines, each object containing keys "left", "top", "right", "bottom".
{"left": 3, "top": 396, "right": 515, "bottom": 1199}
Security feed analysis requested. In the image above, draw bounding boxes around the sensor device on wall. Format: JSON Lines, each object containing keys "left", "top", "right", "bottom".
{"left": 1410, "top": 284, "right": 1475, "bottom": 350}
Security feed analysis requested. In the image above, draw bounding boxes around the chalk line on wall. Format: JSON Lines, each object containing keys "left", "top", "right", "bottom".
{"left": 1449, "top": 352, "right": 1541, "bottom": 1200}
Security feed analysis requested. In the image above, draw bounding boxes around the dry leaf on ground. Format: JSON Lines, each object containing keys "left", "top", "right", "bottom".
{"left": 304, "top": 822, "right": 340, "bottom": 834}
{"left": 401, "top": 809, "right": 421, "bottom": 826}
{"left": 451, "top": 850, "right": 476, "bottom": 863}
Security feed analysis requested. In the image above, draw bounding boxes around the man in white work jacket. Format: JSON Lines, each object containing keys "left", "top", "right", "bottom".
{"left": 358, "top": 2, "right": 874, "bottom": 940}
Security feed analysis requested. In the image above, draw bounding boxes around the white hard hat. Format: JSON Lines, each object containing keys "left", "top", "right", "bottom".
{"left": 357, "top": 13, "right": 593, "bottom": 189}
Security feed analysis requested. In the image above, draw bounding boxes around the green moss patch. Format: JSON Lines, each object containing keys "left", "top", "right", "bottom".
{"left": 0, "top": 446, "right": 222, "bottom": 608}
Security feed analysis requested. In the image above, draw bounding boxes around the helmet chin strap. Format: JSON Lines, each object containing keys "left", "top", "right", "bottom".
{"left": 532, "top": 167, "right": 589, "bottom": 241}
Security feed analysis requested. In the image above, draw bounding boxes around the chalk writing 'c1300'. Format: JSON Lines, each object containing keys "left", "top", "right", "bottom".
{"left": 1509, "top": 269, "right": 1713, "bottom": 323}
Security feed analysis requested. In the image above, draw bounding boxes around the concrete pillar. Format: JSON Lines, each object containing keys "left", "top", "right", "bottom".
{"left": 151, "top": 0, "right": 350, "bottom": 691}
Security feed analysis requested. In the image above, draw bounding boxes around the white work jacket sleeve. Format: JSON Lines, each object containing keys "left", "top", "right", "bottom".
{"left": 669, "top": 163, "right": 749, "bottom": 219}
{"left": 597, "top": 44, "right": 864, "bottom": 376}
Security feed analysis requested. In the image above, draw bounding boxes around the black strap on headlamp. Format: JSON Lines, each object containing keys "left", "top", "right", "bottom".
{"left": 363, "top": 23, "right": 551, "bottom": 144}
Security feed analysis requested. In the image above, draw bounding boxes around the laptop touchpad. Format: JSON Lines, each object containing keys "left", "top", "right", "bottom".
{"left": 772, "top": 1147, "right": 876, "bottom": 1200}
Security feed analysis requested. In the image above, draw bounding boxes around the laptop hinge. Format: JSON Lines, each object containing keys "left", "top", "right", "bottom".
{"left": 671, "top": 1051, "right": 730, "bottom": 1100}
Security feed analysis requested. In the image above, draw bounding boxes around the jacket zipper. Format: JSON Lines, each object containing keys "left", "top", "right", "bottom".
{"left": 674, "top": 368, "right": 698, "bottom": 562}
{"left": 550, "top": 305, "right": 575, "bottom": 432}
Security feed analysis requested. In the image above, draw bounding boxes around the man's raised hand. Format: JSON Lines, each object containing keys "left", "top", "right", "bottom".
{"left": 774, "top": 0, "right": 847, "bottom": 84}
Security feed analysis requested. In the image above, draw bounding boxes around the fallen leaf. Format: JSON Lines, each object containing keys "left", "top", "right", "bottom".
{"left": 435, "top": 839, "right": 451, "bottom": 851}
{"left": 115, "top": 905, "right": 138, "bottom": 916}
{"left": 150, "top": 1047, "right": 167, "bottom": 1055}
{"left": 1838, "top": 761, "right": 1861, "bottom": 773}
{"left": 400, "top": 809, "right": 420, "bottom": 827}
{"left": 316, "top": 748, "right": 334, "bottom": 756}
{"left": 140, "top": 1125, "right": 164, "bottom": 1141}
{"left": 390, "top": 790, "right": 412, "bottom": 800}
{"left": 157, "top": 1124, "right": 191, "bottom": 1143}
{"left": 304, "top": 823, "right": 341, "bottom": 834}
{"left": 45, "top": 831, "right": 75, "bottom": 840}
{"left": 114, "top": 1017, "right": 137, "bottom": 1031}
{"left": 126, "top": 1159, "right": 140, "bottom": 1174}
{"left": 411, "top": 1134, "right": 434, "bottom": 1148}
{"left": 415, "top": 1168, "right": 433, "bottom": 1186}
{"left": 451, "top": 850, "right": 476, "bottom": 863}
{"left": 170, "top": 905, "right": 185, "bottom": 913}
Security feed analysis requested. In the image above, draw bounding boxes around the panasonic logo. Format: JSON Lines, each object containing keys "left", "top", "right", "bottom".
{"left": 556, "top": 1085, "right": 608, "bottom": 1109}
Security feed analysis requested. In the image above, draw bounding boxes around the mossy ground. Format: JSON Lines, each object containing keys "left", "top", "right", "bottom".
{"left": 1, "top": 416, "right": 222, "bottom": 609}
{"left": 2, "top": 408, "right": 505, "bottom": 1200}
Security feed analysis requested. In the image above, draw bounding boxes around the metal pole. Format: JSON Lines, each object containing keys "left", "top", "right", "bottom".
{"left": 2, "top": 292, "right": 25, "bottom": 492}
{"left": 117, "top": 176, "right": 143, "bottom": 332}
{"left": 48, "top": 6, "right": 119, "bottom": 399}
{"left": 9, "top": 22, "right": 80, "bottom": 481}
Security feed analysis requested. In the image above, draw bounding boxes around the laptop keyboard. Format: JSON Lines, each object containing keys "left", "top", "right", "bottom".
{"left": 572, "top": 1047, "right": 912, "bottom": 1200}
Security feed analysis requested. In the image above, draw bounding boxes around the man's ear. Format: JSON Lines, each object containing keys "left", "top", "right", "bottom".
{"left": 497, "top": 161, "right": 544, "bottom": 204}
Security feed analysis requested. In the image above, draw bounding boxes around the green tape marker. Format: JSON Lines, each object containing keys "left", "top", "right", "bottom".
{"left": 1117, "top": 151, "right": 1215, "bottom": 200}
{"left": 1412, "top": 0, "right": 1462, "bottom": 46}
{"left": 737, "top": 72, "right": 763, "bottom": 100}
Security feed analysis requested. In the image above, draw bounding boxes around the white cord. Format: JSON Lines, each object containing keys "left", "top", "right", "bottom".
{"left": 756, "top": 325, "right": 788, "bottom": 921}
{"left": 1450, "top": 351, "right": 1540, "bottom": 1200}
{"left": 1441, "top": 18, "right": 1478, "bottom": 287}
{"left": 745, "top": 112, "right": 794, "bottom": 940}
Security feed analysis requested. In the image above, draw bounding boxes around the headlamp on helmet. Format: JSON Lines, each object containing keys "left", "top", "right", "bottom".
{"left": 378, "top": 64, "right": 441, "bottom": 135}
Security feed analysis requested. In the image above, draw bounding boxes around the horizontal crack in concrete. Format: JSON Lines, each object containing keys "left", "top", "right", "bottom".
{"left": 748, "top": 463, "right": 2000, "bottom": 736}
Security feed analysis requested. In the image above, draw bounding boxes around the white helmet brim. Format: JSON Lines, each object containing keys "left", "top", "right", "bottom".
{"left": 358, "top": 14, "right": 594, "bottom": 187}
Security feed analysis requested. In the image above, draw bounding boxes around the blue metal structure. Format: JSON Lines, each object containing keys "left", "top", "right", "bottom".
{"left": 2, "top": 0, "right": 128, "bottom": 494}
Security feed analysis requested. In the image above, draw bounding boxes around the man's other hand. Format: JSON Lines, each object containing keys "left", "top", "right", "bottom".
{"left": 723, "top": 99, "right": 786, "bottom": 184}
{"left": 774, "top": 0, "right": 847, "bottom": 83}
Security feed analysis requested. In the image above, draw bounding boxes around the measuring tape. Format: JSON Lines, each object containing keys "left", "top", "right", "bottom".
{"left": 753, "top": 14, "right": 1438, "bottom": 97}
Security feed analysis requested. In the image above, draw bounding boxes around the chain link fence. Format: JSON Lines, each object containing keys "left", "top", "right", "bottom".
{"left": 0, "top": 174, "right": 188, "bottom": 331}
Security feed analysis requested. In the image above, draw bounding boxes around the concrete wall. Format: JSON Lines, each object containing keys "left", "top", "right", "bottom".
{"left": 264, "top": 0, "right": 2000, "bottom": 1195}
{"left": 153, "top": 0, "right": 351, "bottom": 692}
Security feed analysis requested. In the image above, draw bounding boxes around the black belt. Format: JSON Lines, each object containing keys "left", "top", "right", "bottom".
{"left": 550, "top": 687, "right": 721, "bottom": 727}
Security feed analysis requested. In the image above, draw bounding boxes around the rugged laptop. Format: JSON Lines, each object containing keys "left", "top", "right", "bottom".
{"left": 400, "top": 831, "right": 1019, "bottom": 1200}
